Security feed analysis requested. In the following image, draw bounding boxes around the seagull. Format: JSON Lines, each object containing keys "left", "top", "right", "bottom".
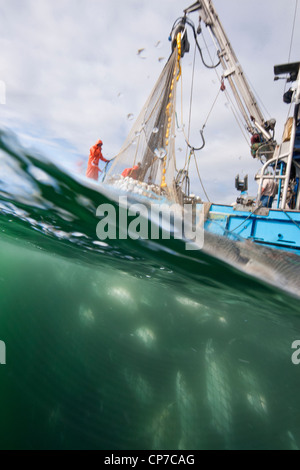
{"left": 158, "top": 57, "right": 165, "bottom": 63}
{"left": 137, "top": 48, "right": 145, "bottom": 56}
{"left": 154, "top": 41, "right": 161, "bottom": 48}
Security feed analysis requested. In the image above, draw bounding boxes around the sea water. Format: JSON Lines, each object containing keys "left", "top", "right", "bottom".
{"left": 0, "top": 129, "right": 300, "bottom": 450}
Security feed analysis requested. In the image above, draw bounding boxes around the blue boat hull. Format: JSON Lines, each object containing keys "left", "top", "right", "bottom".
{"left": 200, "top": 204, "right": 300, "bottom": 254}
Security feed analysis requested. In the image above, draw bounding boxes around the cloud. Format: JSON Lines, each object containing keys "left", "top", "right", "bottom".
{"left": 0, "top": 0, "right": 299, "bottom": 200}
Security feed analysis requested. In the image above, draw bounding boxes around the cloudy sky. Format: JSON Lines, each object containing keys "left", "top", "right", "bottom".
{"left": 0, "top": 0, "right": 299, "bottom": 202}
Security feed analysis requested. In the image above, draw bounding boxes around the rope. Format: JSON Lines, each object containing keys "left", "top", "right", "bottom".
{"left": 177, "top": 48, "right": 206, "bottom": 154}
{"left": 284, "top": 0, "right": 299, "bottom": 95}
{"left": 288, "top": 0, "right": 298, "bottom": 63}
{"left": 202, "top": 89, "right": 221, "bottom": 130}
{"left": 188, "top": 19, "right": 221, "bottom": 69}
{"left": 230, "top": 204, "right": 263, "bottom": 233}
{"left": 193, "top": 151, "right": 211, "bottom": 202}
{"left": 283, "top": 210, "right": 300, "bottom": 230}
{"left": 201, "top": 30, "right": 250, "bottom": 146}
{"left": 224, "top": 91, "right": 251, "bottom": 146}
{"left": 244, "top": 71, "right": 271, "bottom": 119}
{"left": 175, "top": 23, "right": 223, "bottom": 157}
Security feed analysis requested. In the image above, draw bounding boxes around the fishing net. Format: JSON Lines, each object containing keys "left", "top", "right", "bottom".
{"left": 105, "top": 38, "right": 183, "bottom": 203}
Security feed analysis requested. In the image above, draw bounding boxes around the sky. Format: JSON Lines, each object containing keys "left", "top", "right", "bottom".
{"left": 0, "top": 0, "right": 299, "bottom": 203}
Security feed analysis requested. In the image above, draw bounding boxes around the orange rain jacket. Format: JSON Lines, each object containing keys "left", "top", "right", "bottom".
{"left": 122, "top": 165, "right": 140, "bottom": 180}
{"left": 86, "top": 140, "right": 109, "bottom": 181}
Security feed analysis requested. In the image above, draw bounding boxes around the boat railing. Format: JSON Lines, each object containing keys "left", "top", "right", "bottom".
{"left": 254, "top": 142, "right": 276, "bottom": 163}
{"left": 256, "top": 150, "right": 293, "bottom": 210}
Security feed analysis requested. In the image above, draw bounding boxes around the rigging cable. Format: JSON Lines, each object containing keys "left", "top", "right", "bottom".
{"left": 284, "top": 0, "right": 299, "bottom": 97}
{"left": 283, "top": 210, "right": 300, "bottom": 230}
{"left": 228, "top": 203, "right": 263, "bottom": 233}
{"left": 182, "top": 39, "right": 206, "bottom": 154}
{"left": 175, "top": 51, "right": 210, "bottom": 200}
{"left": 193, "top": 151, "right": 211, "bottom": 202}
{"left": 244, "top": 71, "right": 272, "bottom": 119}
{"left": 200, "top": 30, "right": 250, "bottom": 146}
{"left": 186, "top": 18, "right": 221, "bottom": 70}
{"left": 171, "top": 17, "right": 221, "bottom": 70}
{"left": 288, "top": 0, "right": 299, "bottom": 63}
{"left": 202, "top": 89, "right": 222, "bottom": 130}
{"left": 177, "top": 41, "right": 205, "bottom": 162}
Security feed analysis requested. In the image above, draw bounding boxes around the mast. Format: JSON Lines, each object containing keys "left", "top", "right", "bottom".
{"left": 184, "top": 0, "right": 276, "bottom": 143}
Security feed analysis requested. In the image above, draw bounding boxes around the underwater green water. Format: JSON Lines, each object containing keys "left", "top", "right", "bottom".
{"left": 0, "top": 129, "right": 300, "bottom": 450}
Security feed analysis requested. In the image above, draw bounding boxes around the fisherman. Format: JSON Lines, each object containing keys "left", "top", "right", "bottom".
{"left": 251, "top": 134, "right": 261, "bottom": 158}
{"left": 86, "top": 140, "right": 109, "bottom": 181}
{"left": 261, "top": 173, "right": 278, "bottom": 208}
{"left": 286, "top": 179, "right": 297, "bottom": 210}
{"left": 122, "top": 162, "right": 142, "bottom": 180}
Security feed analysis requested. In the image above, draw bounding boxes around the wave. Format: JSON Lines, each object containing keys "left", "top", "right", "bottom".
{"left": 0, "top": 128, "right": 299, "bottom": 299}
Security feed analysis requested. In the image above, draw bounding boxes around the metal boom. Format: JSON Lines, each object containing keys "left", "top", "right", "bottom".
{"left": 184, "top": 0, "right": 276, "bottom": 142}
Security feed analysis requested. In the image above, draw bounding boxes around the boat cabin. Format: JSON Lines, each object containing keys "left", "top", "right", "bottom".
{"left": 256, "top": 62, "right": 300, "bottom": 211}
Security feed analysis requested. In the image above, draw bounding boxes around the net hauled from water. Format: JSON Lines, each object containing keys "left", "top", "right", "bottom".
{"left": 105, "top": 40, "right": 182, "bottom": 203}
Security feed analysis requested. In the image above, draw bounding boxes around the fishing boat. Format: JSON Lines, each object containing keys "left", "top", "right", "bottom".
{"left": 181, "top": 1, "right": 300, "bottom": 254}
{"left": 104, "top": 0, "right": 300, "bottom": 254}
